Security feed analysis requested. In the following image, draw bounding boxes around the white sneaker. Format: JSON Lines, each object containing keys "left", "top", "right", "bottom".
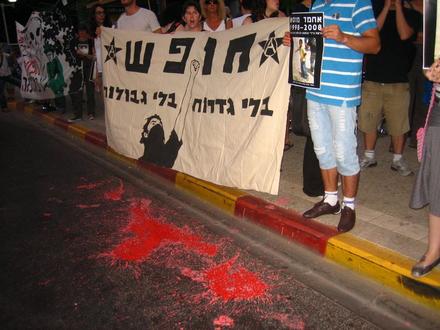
{"left": 391, "top": 158, "right": 413, "bottom": 176}
{"left": 360, "top": 156, "right": 377, "bottom": 169}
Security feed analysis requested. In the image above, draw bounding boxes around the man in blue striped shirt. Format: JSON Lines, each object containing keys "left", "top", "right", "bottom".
{"left": 302, "top": 0, "right": 380, "bottom": 232}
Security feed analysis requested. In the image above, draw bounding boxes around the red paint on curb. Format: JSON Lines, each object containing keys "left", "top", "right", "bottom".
{"left": 235, "top": 195, "right": 338, "bottom": 255}
{"left": 85, "top": 131, "right": 107, "bottom": 148}
{"left": 137, "top": 160, "right": 177, "bottom": 183}
{"left": 54, "top": 117, "right": 70, "bottom": 130}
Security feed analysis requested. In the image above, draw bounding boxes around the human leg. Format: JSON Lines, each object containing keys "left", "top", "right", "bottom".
{"left": 86, "top": 80, "right": 96, "bottom": 117}
{"left": 384, "top": 83, "right": 412, "bottom": 176}
{"left": 303, "top": 101, "right": 341, "bottom": 218}
{"left": 412, "top": 213, "right": 440, "bottom": 277}
{"left": 329, "top": 103, "right": 360, "bottom": 231}
{"left": 68, "top": 90, "right": 83, "bottom": 122}
{"left": 0, "top": 78, "right": 7, "bottom": 111}
{"left": 302, "top": 136, "right": 324, "bottom": 197}
{"left": 358, "top": 81, "right": 383, "bottom": 168}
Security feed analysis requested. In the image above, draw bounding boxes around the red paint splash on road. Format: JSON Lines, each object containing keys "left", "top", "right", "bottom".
{"left": 104, "top": 179, "right": 125, "bottom": 201}
{"left": 76, "top": 204, "right": 101, "bottom": 209}
{"left": 205, "top": 255, "right": 268, "bottom": 301}
{"left": 77, "top": 183, "right": 100, "bottom": 190}
{"left": 108, "top": 199, "right": 218, "bottom": 262}
{"left": 213, "top": 315, "right": 234, "bottom": 328}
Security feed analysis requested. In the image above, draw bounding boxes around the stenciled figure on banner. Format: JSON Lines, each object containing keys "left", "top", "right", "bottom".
{"left": 289, "top": 12, "right": 323, "bottom": 88}
{"left": 139, "top": 60, "right": 201, "bottom": 168}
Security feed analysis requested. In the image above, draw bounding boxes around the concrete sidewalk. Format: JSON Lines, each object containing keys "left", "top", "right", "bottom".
{"left": 7, "top": 95, "right": 440, "bottom": 311}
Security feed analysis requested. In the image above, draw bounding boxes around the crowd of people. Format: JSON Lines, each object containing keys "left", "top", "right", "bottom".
{"left": 0, "top": 0, "right": 439, "bottom": 278}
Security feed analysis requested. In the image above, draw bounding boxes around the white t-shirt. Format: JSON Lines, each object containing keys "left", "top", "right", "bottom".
{"left": 232, "top": 14, "right": 251, "bottom": 28}
{"left": 116, "top": 7, "right": 160, "bottom": 32}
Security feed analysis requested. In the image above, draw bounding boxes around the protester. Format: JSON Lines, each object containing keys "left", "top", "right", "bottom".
{"left": 243, "top": 0, "right": 286, "bottom": 23}
{"left": 200, "top": 0, "right": 233, "bottom": 31}
{"left": 358, "top": 0, "right": 420, "bottom": 177}
{"left": 407, "top": 0, "right": 428, "bottom": 148}
{"left": 0, "top": 45, "right": 12, "bottom": 112}
{"left": 175, "top": 1, "right": 204, "bottom": 32}
{"left": 116, "top": 0, "right": 162, "bottom": 32}
{"left": 410, "top": 59, "right": 440, "bottom": 277}
{"left": 298, "top": 0, "right": 380, "bottom": 232}
{"left": 69, "top": 25, "right": 95, "bottom": 122}
{"left": 91, "top": 4, "right": 112, "bottom": 94}
{"left": 96, "top": 1, "right": 162, "bottom": 92}
{"left": 232, "top": 0, "right": 254, "bottom": 27}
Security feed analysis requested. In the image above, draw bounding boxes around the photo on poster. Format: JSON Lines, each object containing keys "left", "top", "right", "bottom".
{"left": 288, "top": 12, "right": 323, "bottom": 88}
{"left": 423, "top": 0, "right": 438, "bottom": 68}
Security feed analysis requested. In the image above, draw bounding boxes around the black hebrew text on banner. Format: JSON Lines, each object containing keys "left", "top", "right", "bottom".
{"left": 101, "top": 18, "right": 290, "bottom": 195}
{"left": 288, "top": 12, "right": 323, "bottom": 89}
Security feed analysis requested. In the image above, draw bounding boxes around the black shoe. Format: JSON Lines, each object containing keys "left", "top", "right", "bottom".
{"left": 337, "top": 206, "right": 356, "bottom": 232}
{"left": 411, "top": 256, "right": 440, "bottom": 278}
{"left": 68, "top": 116, "right": 82, "bottom": 123}
{"left": 303, "top": 200, "right": 340, "bottom": 219}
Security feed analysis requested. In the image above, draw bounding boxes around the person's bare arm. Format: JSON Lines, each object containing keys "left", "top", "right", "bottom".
{"left": 395, "top": 0, "right": 414, "bottom": 40}
{"left": 376, "top": 0, "right": 390, "bottom": 30}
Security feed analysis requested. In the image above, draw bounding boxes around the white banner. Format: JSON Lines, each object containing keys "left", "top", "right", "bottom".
{"left": 16, "top": 10, "right": 82, "bottom": 100}
{"left": 102, "top": 18, "right": 290, "bottom": 194}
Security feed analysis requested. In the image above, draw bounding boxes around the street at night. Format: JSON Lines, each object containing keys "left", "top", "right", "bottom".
{"left": 1, "top": 107, "right": 439, "bottom": 329}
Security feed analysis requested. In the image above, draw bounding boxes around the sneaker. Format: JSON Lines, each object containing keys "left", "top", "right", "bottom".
{"left": 68, "top": 116, "right": 82, "bottom": 123}
{"left": 391, "top": 158, "right": 413, "bottom": 176}
{"left": 360, "top": 156, "right": 377, "bottom": 169}
{"left": 88, "top": 114, "right": 95, "bottom": 120}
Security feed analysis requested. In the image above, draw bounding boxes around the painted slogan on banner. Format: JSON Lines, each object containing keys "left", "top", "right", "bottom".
{"left": 16, "top": 9, "right": 82, "bottom": 100}
{"left": 101, "top": 18, "right": 290, "bottom": 194}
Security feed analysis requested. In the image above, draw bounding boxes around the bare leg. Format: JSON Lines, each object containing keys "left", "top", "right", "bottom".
{"left": 391, "top": 134, "right": 405, "bottom": 154}
{"left": 342, "top": 173, "right": 359, "bottom": 198}
{"left": 419, "top": 214, "right": 440, "bottom": 265}
{"left": 321, "top": 168, "right": 338, "bottom": 192}
{"left": 364, "top": 131, "right": 377, "bottom": 150}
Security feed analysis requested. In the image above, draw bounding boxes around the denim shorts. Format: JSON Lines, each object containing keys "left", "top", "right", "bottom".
{"left": 307, "top": 100, "right": 360, "bottom": 176}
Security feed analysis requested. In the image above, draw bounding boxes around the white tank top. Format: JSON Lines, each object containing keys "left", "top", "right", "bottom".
{"left": 203, "top": 19, "right": 226, "bottom": 32}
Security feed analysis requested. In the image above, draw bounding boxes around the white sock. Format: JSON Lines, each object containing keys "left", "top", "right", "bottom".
{"left": 343, "top": 196, "right": 355, "bottom": 210}
{"left": 324, "top": 191, "right": 338, "bottom": 206}
{"left": 393, "top": 154, "right": 402, "bottom": 162}
{"left": 364, "top": 150, "right": 375, "bottom": 159}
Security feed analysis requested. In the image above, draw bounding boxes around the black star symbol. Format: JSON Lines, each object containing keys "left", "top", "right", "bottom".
{"left": 104, "top": 37, "right": 122, "bottom": 64}
{"left": 258, "top": 31, "right": 283, "bottom": 66}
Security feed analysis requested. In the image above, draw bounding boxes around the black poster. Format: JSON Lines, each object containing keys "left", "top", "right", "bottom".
{"left": 424, "top": 0, "right": 438, "bottom": 68}
{"left": 288, "top": 12, "right": 323, "bottom": 89}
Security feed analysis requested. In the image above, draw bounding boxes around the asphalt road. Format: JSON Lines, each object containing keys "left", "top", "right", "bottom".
{"left": 0, "top": 112, "right": 438, "bottom": 329}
